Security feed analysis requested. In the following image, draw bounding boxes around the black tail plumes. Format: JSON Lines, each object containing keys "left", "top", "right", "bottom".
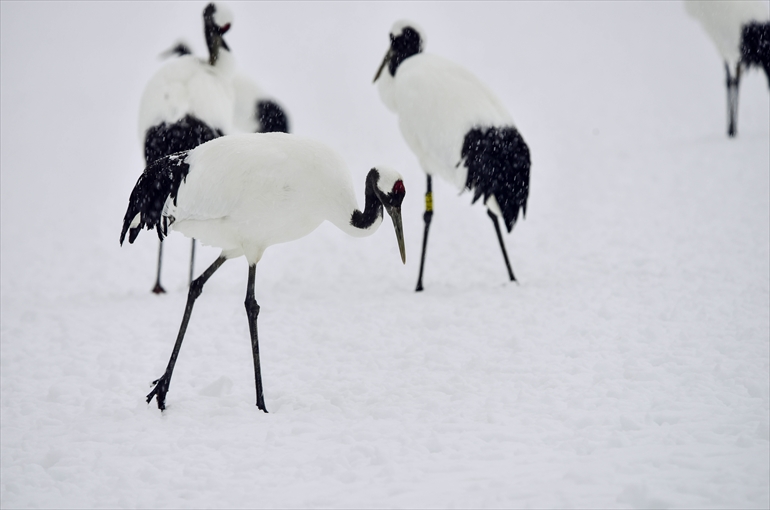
{"left": 461, "top": 126, "right": 530, "bottom": 232}
{"left": 120, "top": 153, "right": 191, "bottom": 245}
{"left": 144, "top": 114, "right": 223, "bottom": 164}
{"left": 256, "top": 100, "right": 290, "bottom": 133}
{"left": 742, "top": 21, "right": 770, "bottom": 88}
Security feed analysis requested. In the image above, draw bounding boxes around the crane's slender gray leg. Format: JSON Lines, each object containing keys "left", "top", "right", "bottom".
{"left": 245, "top": 264, "right": 268, "bottom": 412}
{"left": 415, "top": 175, "right": 434, "bottom": 292}
{"left": 726, "top": 61, "right": 741, "bottom": 138}
{"left": 189, "top": 239, "right": 197, "bottom": 285}
{"left": 487, "top": 210, "right": 517, "bottom": 282}
{"left": 147, "top": 255, "right": 227, "bottom": 410}
{"left": 152, "top": 240, "right": 166, "bottom": 294}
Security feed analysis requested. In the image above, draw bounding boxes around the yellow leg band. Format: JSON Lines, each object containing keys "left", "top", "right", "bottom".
{"left": 425, "top": 192, "right": 433, "bottom": 212}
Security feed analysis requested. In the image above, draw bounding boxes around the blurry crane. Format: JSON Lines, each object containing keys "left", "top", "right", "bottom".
{"left": 164, "top": 41, "right": 291, "bottom": 134}
{"left": 138, "top": 3, "right": 235, "bottom": 293}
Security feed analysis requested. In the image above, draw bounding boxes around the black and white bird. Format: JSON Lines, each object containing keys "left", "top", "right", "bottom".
{"left": 163, "top": 41, "right": 291, "bottom": 134}
{"left": 120, "top": 133, "right": 407, "bottom": 412}
{"left": 138, "top": 3, "right": 236, "bottom": 293}
{"left": 685, "top": 0, "right": 770, "bottom": 137}
{"left": 373, "top": 20, "right": 530, "bottom": 291}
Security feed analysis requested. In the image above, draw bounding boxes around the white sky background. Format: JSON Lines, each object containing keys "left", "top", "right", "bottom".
{"left": 1, "top": 2, "right": 769, "bottom": 508}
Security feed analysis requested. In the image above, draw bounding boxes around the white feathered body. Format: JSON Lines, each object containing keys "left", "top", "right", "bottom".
{"left": 685, "top": 0, "right": 770, "bottom": 64}
{"left": 378, "top": 53, "right": 513, "bottom": 191}
{"left": 231, "top": 74, "right": 271, "bottom": 133}
{"left": 137, "top": 51, "right": 237, "bottom": 141}
{"left": 167, "top": 133, "right": 377, "bottom": 263}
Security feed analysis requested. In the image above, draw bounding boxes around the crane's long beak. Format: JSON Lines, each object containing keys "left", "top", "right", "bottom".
{"left": 373, "top": 48, "right": 392, "bottom": 83}
{"left": 387, "top": 206, "right": 406, "bottom": 264}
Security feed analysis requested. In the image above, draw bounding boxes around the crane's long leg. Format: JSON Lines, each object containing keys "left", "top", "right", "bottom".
{"left": 415, "top": 175, "right": 434, "bottom": 292}
{"left": 487, "top": 210, "right": 517, "bottom": 283}
{"left": 189, "top": 239, "right": 197, "bottom": 285}
{"left": 726, "top": 61, "right": 741, "bottom": 138}
{"left": 146, "top": 255, "right": 227, "bottom": 410}
{"left": 245, "top": 264, "right": 268, "bottom": 412}
{"left": 152, "top": 240, "right": 166, "bottom": 294}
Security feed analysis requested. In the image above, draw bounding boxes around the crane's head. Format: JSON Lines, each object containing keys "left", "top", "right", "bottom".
{"left": 373, "top": 20, "right": 425, "bottom": 82}
{"left": 203, "top": 3, "right": 233, "bottom": 64}
{"left": 371, "top": 167, "right": 407, "bottom": 264}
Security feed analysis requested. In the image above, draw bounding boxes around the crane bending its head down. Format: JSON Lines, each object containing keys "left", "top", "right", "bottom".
{"left": 120, "top": 133, "right": 406, "bottom": 412}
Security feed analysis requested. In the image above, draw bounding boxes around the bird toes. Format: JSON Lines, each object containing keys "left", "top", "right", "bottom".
{"left": 146, "top": 374, "right": 170, "bottom": 411}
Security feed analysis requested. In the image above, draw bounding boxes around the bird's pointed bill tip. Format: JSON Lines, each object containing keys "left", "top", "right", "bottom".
{"left": 373, "top": 49, "right": 392, "bottom": 83}
{"left": 388, "top": 207, "right": 406, "bottom": 264}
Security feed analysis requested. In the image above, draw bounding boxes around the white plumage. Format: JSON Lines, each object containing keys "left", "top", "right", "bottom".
{"left": 685, "top": 0, "right": 768, "bottom": 65}
{"left": 139, "top": 4, "right": 236, "bottom": 142}
{"left": 163, "top": 134, "right": 398, "bottom": 263}
{"left": 120, "top": 133, "right": 407, "bottom": 412}
{"left": 137, "top": 49, "right": 235, "bottom": 141}
{"left": 161, "top": 41, "right": 291, "bottom": 134}
{"left": 374, "top": 20, "right": 530, "bottom": 290}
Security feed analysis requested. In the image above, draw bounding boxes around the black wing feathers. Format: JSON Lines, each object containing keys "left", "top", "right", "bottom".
{"left": 256, "top": 100, "right": 290, "bottom": 134}
{"left": 120, "top": 153, "right": 191, "bottom": 245}
{"left": 742, "top": 21, "right": 770, "bottom": 88}
{"left": 461, "top": 126, "right": 530, "bottom": 233}
{"left": 144, "top": 114, "right": 223, "bottom": 165}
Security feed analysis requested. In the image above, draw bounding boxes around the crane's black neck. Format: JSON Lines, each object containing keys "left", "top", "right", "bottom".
{"left": 389, "top": 27, "right": 422, "bottom": 77}
{"left": 204, "top": 4, "right": 229, "bottom": 66}
{"left": 350, "top": 169, "right": 384, "bottom": 230}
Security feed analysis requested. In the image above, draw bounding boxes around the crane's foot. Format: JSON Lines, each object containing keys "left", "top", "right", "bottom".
{"left": 415, "top": 282, "right": 424, "bottom": 292}
{"left": 146, "top": 373, "right": 171, "bottom": 410}
{"left": 152, "top": 283, "right": 166, "bottom": 294}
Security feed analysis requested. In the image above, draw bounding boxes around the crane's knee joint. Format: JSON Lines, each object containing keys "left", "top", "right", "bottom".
{"left": 188, "top": 279, "right": 205, "bottom": 299}
{"left": 245, "top": 297, "right": 260, "bottom": 317}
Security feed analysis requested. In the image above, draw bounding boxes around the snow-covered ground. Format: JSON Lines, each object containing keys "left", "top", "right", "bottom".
{"left": 2, "top": 2, "right": 768, "bottom": 508}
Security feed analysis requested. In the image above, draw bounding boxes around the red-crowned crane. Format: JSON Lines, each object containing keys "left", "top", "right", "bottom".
{"left": 163, "top": 41, "right": 291, "bottom": 134}
{"left": 373, "top": 20, "right": 530, "bottom": 292}
{"left": 685, "top": 0, "right": 770, "bottom": 137}
{"left": 138, "top": 3, "right": 235, "bottom": 294}
{"left": 120, "top": 133, "right": 407, "bottom": 412}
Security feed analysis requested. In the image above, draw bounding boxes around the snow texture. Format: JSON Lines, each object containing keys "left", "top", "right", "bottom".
{"left": 2, "top": 2, "right": 769, "bottom": 508}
